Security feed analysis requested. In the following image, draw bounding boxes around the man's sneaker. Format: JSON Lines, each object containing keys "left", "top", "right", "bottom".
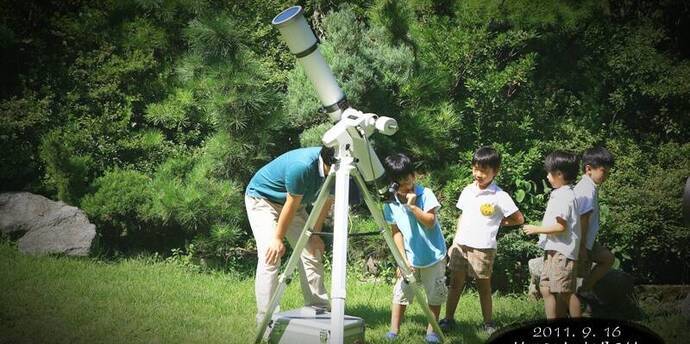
{"left": 483, "top": 321, "right": 498, "bottom": 335}
{"left": 438, "top": 318, "right": 456, "bottom": 332}
{"left": 425, "top": 332, "right": 441, "bottom": 343}
{"left": 384, "top": 331, "right": 398, "bottom": 341}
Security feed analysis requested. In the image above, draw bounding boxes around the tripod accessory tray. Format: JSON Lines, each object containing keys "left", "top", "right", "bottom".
{"left": 268, "top": 307, "right": 365, "bottom": 344}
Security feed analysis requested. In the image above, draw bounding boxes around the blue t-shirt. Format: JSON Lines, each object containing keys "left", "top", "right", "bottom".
{"left": 245, "top": 147, "right": 324, "bottom": 206}
{"left": 383, "top": 184, "right": 447, "bottom": 268}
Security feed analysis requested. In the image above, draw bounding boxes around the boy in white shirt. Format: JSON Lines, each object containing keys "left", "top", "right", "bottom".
{"left": 439, "top": 147, "right": 524, "bottom": 334}
{"left": 574, "top": 146, "right": 616, "bottom": 302}
{"left": 524, "top": 151, "right": 581, "bottom": 319}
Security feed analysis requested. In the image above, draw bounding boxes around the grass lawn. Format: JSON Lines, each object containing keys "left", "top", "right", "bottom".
{"left": 0, "top": 243, "right": 685, "bottom": 343}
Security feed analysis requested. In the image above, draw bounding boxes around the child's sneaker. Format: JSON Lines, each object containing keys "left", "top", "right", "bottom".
{"left": 438, "top": 318, "right": 455, "bottom": 332}
{"left": 425, "top": 332, "right": 441, "bottom": 343}
{"left": 577, "top": 289, "right": 600, "bottom": 304}
{"left": 483, "top": 321, "right": 497, "bottom": 335}
{"left": 384, "top": 331, "right": 398, "bottom": 341}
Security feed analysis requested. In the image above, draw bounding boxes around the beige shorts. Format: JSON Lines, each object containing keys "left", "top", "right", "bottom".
{"left": 540, "top": 251, "right": 577, "bottom": 293}
{"left": 393, "top": 258, "right": 448, "bottom": 306}
{"left": 447, "top": 242, "right": 496, "bottom": 279}
{"left": 448, "top": 242, "right": 496, "bottom": 279}
{"left": 577, "top": 242, "right": 609, "bottom": 277}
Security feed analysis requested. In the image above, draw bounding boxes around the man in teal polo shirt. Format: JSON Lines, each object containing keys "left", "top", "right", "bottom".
{"left": 245, "top": 146, "right": 335, "bottom": 324}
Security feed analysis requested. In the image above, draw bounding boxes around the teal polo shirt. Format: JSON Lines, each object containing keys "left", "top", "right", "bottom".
{"left": 383, "top": 184, "right": 447, "bottom": 268}
{"left": 246, "top": 147, "right": 325, "bottom": 206}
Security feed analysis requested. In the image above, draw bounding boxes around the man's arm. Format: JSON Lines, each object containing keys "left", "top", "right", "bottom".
{"left": 313, "top": 196, "right": 334, "bottom": 232}
{"left": 265, "top": 193, "right": 303, "bottom": 265}
{"left": 501, "top": 210, "right": 525, "bottom": 227}
{"left": 307, "top": 197, "right": 334, "bottom": 256}
{"left": 523, "top": 217, "right": 567, "bottom": 235}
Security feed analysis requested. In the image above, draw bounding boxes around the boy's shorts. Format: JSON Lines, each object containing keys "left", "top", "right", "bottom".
{"left": 393, "top": 258, "right": 447, "bottom": 306}
{"left": 576, "top": 242, "right": 609, "bottom": 277}
{"left": 540, "top": 250, "right": 577, "bottom": 293}
{"left": 447, "top": 242, "right": 496, "bottom": 279}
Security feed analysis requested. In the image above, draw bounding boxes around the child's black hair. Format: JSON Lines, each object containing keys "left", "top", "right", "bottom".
{"left": 472, "top": 146, "right": 501, "bottom": 170}
{"left": 320, "top": 145, "right": 336, "bottom": 166}
{"left": 582, "top": 146, "right": 615, "bottom": 172}
{"left": 544, "top": 151, "right": 579, "bottom": 184}
{"left": 383, "top": 153, "right": 415, "bottom": 182}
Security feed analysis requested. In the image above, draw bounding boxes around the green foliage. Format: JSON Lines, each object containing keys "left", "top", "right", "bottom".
{"left": 81, "top": 168, "right": 154, "bottom": 250}
{"left": 493, "top": 230, "right": 543, "bottom": 293}
{"left": 601, "top": 141, "right": 690, "bottom": 283}
{"left": 1, "top": 0, "right": 689, "bottom": 284}
{"left": 0, "top": 94, "right": 52, "bottom": 190}
{"left": 39, "top": 130, "right": 95, "bottom": 205}
{"left": 299, "top": 122, "right": 332, "bottom": 147}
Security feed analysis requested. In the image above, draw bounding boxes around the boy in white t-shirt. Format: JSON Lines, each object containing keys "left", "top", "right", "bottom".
{"left": 524, "top": 151, "right": 581, "bottom": 319}
{"left": 439, "top": 147, "right": 524, "bottom": 335}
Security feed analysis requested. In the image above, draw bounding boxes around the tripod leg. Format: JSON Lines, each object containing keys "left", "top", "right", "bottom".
{"left": 352, "top": 172, "right": 446, "bottom": 342}
{"left": 330, "top": 155, "right": 355, "bottom": 343}
{"left": 253, "top": 173, "right": 335, "bottom": 344}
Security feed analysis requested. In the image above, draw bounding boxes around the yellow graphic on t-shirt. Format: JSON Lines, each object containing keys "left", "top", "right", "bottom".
{"left": 480, "top": 203, "right": 495, "bottom": 217}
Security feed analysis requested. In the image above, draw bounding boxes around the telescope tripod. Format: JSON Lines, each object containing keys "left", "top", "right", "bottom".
{"left": 254, "top": 147, "right": 445, "bottom": 343}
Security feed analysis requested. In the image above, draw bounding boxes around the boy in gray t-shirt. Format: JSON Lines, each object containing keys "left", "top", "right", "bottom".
{"left": 574, "top": 147, "right": 616, "bottom": 302}
{"left": 524, "top": 151, "right": 582, "bottom": 319}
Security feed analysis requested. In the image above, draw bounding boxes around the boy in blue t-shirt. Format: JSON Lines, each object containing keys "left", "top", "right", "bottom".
{"left": 382, "top": 153, "right": 447, "bottom": 344}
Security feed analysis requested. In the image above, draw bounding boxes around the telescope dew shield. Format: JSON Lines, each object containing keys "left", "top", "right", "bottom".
{"left": 272, "top": 6, "right": 347, "bottom": 122}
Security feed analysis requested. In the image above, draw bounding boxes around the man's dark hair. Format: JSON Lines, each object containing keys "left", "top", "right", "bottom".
{"left": 472, "top": 146, "right": 501, "bottom": 170}
{"left": 544, "top": 151, "right": 579, "bottom": 184}
{"left": 582, "top": 146, "right": 615, "bottom": 172}
{"left": 383, "top": 153, "right": 415, "bottom": 182}
{"left": 320, "top": 145, "right": 336, "bottom": 166}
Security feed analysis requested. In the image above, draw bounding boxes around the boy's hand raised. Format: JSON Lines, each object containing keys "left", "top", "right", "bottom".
{"left": 405, "top": 193, "right": 417, "bottom": 207}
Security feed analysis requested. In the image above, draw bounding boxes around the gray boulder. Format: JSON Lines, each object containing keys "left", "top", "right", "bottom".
{"left": 0, "top": 192, "right": 96, "bottom": 256}
{"left": 528, "top": 257, "right": 543, "bottom": 299}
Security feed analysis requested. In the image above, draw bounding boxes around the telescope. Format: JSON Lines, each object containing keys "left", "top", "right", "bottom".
{"left": 256, "top": 6, "right": 446, "bottom": 344}
{"left": 272, "top": 5, "right": 398, "bottom": 183}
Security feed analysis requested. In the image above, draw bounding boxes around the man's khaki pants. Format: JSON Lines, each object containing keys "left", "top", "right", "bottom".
{"left": 245, "top": 196, "right": 329, "bottom": 324}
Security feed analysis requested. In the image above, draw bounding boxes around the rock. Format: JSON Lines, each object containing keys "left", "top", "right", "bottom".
{"left": 680, "top": 293, "right": 690, "bottom": 320}
{"left": 591, "top": 269, "right": 640, "bottom": 318}
{"left": 0, "top": 192, "right": 96, "bottom": 256}
{"left": 365, "top": 254, "right": 380, "bottom": 276}
{"left": 528, "top": 257, "right": 543, "bottom": 300}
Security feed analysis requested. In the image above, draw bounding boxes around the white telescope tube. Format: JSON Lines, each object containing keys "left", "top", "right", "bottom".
{"left": 272, "top": 6, "right": 347, "bottom": 122}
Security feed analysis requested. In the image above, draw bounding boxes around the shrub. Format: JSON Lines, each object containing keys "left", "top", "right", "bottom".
{"left": 601, "top": 141, "right": 690, "bottom": 284}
